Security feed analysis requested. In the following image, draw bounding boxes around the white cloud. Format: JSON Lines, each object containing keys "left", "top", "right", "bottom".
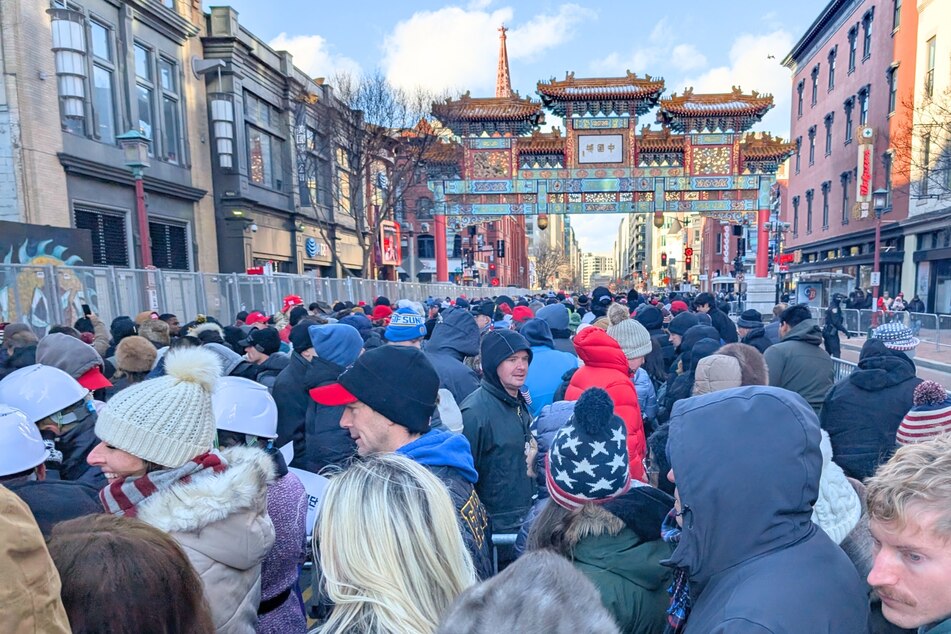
{"left": 268, "top": 33, "right": 362, "bottom": 80}
{"left": 670, "top": 44, "right": 707, "bottom": 71}
{"left": 382, "top": 4, "right": 595, "bottom": 94}
{"left": 590, "top": 18, "right": 682, "bottom": 75}
{"left": 570, "top": 214, "right": 621, "bottom": 253}
{"left": 677, "top": 29, "right": 795, "bottom": 137}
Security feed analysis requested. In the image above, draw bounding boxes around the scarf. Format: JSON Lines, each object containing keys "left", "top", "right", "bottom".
{"left": 662, "top": 508, "right": 691, "bottom": 634}
{"left": 100, "top": 450, "right": 228, "bottom": 518}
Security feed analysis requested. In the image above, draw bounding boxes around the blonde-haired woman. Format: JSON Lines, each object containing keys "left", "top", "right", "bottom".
{"left": 315, "top": 453, "right": 476, "bottom": 634}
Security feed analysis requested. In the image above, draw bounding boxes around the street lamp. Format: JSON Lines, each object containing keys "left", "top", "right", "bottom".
{"left": 116, "top": 129, "right": 157, "bottom": 309}
{"left": 871, "top": 187, "right": 890, "bottom": 308}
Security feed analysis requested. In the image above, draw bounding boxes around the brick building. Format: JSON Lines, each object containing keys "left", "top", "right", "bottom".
{"left": 781, "top": 0, "right": 918, "bottom": 298}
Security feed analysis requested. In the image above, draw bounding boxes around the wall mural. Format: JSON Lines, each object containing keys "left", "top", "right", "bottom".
{"left": 0, "top": 222, "right": 96, "bottom": 334}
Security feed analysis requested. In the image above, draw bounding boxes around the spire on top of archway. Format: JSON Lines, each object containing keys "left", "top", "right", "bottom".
{"left": 496, "top": 24, "right": 512, "bottom": 99}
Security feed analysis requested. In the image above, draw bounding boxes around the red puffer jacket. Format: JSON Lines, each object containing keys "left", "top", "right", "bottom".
{"left": 565, "top": 326, "right": 646, "bottom": 481}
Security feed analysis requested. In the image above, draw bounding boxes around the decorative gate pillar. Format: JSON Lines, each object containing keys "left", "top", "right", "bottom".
{"left": 434, "top": 213, "right": 448, "bottom": 282}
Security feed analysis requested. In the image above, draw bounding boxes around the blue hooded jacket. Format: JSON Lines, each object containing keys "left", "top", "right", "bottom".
{"left": 666, "top": 386, "right": 868, "bottom": 632}
{"left": 398, "top": 429, "right": 494, "bottom": 579}
{"left": 397, "top": 429, "right": 479, "bottom": 484}
{"left": 521, "top": 319, "right": 579, "bottom": 417}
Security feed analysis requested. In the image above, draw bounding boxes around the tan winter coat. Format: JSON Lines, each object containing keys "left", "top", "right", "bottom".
{"left": 0, "top": 485, "right": 71, "bottom": 634}
{"left": 136, "top": 446, "right": 276, "bottom": 634}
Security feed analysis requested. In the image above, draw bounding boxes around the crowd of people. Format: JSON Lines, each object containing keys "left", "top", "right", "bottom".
{"left": 1, "top": 287, "right": 950, "bottom": 634}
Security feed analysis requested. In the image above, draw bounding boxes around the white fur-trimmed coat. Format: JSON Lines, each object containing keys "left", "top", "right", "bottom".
{"left": 136, "top": 446, "right": 276, "bottom": 634}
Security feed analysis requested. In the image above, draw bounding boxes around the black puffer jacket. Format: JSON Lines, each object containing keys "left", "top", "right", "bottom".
{"left": 460, "top": 330, "right": 535, "bottom": 533}
{"left": 425, "top": 307, "right": 481, "bottom": 404}
{"left": 7, "top": 479, "right": 102, "bottom": 537}
{"left": 741, "top": 327, "right": 772, "bottom": 354}
{"left": 660, "top": 337, "right": 721, "bottom": 423}
{"left": 820, "top": 340, "right": 922, "bottom": 480}
{"left": 254, "top": 352, "right": 290, "bottom": 390}
{"left": 708, "top": 306, "right": 738, "bottom": 343}
{"left": 272, "top": 352, "right": 313, "bottom": 450}
{"left": 291, "top": 357, "right": 356, "bottom": 474}
{"left": 0, "top": 344, "right": 37, "bottom": 380}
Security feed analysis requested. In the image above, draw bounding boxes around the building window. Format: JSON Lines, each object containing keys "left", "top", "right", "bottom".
{"left": 89, "top": 20, "right": 116, "bottom": 144}
{"left": 887, "top": 66, "right": 899, "bottom": 115}
{"left": 792, "top": 196, "right": 800, "bottom": 238}
{"left": 795, "top": 136, "right": 802, "bottom": 173}
{"left": 821, "top": 181, "right": 831, "bottom": 229}
{"left": 298, "top": 125, "right": 320, "bottom": 207}
{"left": 892, "top": 0, "right": 901, "bottom": 30}
{"left": 797, "top": 80, "right": 805, "bottom": 117}
{"left": 133, "top": 44, "right": 155, "bottom": 151}
{"left": 841, "top": 171, "right": 852, "bottom": 225}
{"left": 806, "top": 189, "right": 814, "bottom": 234}
{"left": 48, "top": 5, "right": 87, "bottom": 135}
{"left": 811, "top": 65, "right": 820, "bottom": 105}
{"left": 858, "top": 86, "right": 870, "bottom": 125}
{"left": 335, "top": 146, "right": 352, "bottom": 213}
{"left": 74, "top": 205, "right": 129, "bottom": 267}
{"left": 921, "top": 133, "right": 931, "bottom": 196}
{"left": 715, "top": 231, "right": 722, "bottom": 254}
{"left": 824, "top": 113, "right": 834, "bottom": 156}
{"left": 247, "top": 127, "right": 284, "bottom": 190}
{"left": 149, "top": 220, "right": 189, "bottom": 270}
{"left": 925, "top": 37, "right": 936, "bottom": 98}
{"left": 158, "top": 58, "right": 182, "bottom": 163}
{"left": 844, "top": 96, "right": 855, "bottom": 144}
{"left": 808, "top": 126, "right": 817, "bottom": 165}
{"left": 862, "top": 9, "right": 874, "bottom": 61}
{"left": 417, "top": 235, "right": 435, "bottom": 259}
{"left": 848, "top": 25, "right": 858, "bottom": 72}
{"left": 828, "top": 47, "right": 837, "bottom": 91}
{"left": 883, "top": 152, "right": 893, "bottom": 206}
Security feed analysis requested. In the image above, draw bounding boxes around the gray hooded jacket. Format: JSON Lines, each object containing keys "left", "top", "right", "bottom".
{"left": 425, "top": 307, "right": 481, "bottom": 403}
{"left": 666, "top": 386, "right": 868, "bottom": 633}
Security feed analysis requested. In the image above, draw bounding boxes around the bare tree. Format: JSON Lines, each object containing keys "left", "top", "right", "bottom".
{"left": 533, "top": 243, "right": 568, "bottom": 290}
{"left": 892, "top": 87, "right": 951, "bottom": 200}
{"left": 296, "top": 70, "right": 447, "bottom": 278}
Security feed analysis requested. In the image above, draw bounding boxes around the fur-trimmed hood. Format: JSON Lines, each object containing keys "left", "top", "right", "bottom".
{"left": 189, "top": 321, "right": 226, "bottom": 339}
{"left": 136, "top": 445, "right": 275, "bottom": 568}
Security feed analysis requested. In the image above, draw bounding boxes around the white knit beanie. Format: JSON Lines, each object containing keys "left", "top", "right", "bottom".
{"left": 606, "top": 304, "right": 653, "bottom": 360}
{"left": 95, "top": 347, "right": 221, "bottom": 468}
{"left": 812, "top": 430, "right": 862, "bottom": 544}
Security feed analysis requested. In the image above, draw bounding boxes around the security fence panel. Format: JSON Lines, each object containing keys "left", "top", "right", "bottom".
{"left": 112, "top": 269, "right": 147, "bottom": 319}
{"left": 158, "top": 271, "right": 204, "bottom": 321}
{"left": 841, "top": 309, "right": 860, "bottom": 335}
{"left": 833, "top": 358, "right": 858, "bottom": 383}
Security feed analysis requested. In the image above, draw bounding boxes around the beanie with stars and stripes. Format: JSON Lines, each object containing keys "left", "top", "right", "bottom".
{"left": 545, "top": 387, "right": 631, "bottom": 510}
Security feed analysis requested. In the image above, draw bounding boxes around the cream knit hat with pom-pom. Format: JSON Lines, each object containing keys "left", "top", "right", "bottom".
{"left": 95, "top": 346, "right": 221, "bottom": 468}
{"left": 606, "top": 303, "right": 652, "bottom": 360}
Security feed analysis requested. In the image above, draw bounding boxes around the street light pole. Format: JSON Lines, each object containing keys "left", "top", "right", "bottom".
{"left": 871, "top": 188, "right": 889, "bottom": 309}
{"left": 116, "top": 129, "right": 157, "bottom": 310}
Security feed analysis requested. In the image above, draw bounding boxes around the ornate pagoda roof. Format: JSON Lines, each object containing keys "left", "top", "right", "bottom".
{"left": 740, "top": 132, "right": 796, "bottom": 161}
{"left": 431, "top": 91, "right": 543, "bottom": 123}
{"left": 516, "top": 128, "right": 566, "bottom": 154}
{"left": 537, "top": 71, "right": 665, "bottom": 117}
{"left": 422, "top": 140, "right": 463, "bottom": 165}
{"left": 635, "top": 125, "right": 684, "bottom": 152}
{"left": 658, "top": 86, "right": 774, "bottom": 131}
{"left": 537, "top": 71, "right": 665, "bottom": 101}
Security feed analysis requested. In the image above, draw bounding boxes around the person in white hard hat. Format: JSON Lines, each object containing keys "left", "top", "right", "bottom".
{"left": 211, "top": 376, "right": 308, "bottom": 633}
{"left": 0, "top": 405, "right": 101, "bottom": 536}
{"left": 0, "top": 364, "right": 103, "bottom": 486}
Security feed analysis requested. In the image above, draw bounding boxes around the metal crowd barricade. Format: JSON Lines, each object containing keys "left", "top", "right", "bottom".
{"left": 0, "top": 262, "right": 530, "bottom": 334}
{"left": 832, "top": 357, "right": 858, "bottom": 383}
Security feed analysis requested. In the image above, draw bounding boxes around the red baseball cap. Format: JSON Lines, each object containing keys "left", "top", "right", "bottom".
{"left": 309, "top": 382, "right": 359, "bottom": 406}
{"left": 371, "top": 305, "right": 393, "bottom": 321}
{"left": 245, "top": 311, "right": 268, "bottom": 325}
{"left": 670, "top": 300, "right": 689, "bottom": 314}
{"left": 77, "top": 366, "right": 112, "bottom": 391}
{"left": 512, "top": 306, "right": 534, "bottom": 323}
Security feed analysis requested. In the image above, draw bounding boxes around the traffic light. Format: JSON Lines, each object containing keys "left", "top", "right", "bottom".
{"left": 496, "top": 239, "right": 506, "bottom": 259}
{"left": 660, "top": 252, "right": 667, "bottom": 267}
{"left": 684, "top": 247, "right": 693, "bottom": 270}
{"left": 489, "top": 262, "right": 497, "bottom": 278}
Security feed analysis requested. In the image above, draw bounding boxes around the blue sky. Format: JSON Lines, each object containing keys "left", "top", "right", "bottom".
{"left": 207, "top": 0, "right": 829, "bottom": 252}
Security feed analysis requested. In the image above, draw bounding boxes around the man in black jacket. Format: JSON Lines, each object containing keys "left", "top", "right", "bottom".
{"left": 311, "top": 345, "right": 494, "bottom": 579}
{"left": 694, "top": 292, "right": 738, "bottom": 343}
{"left": 272, "top": 319, "right": 321, "bottom": 451}
{"left": 736, "top": 309, "right": 772, "bottom": 354}
{"left": 238, "top": 327, "right": 289, "bottom": 389}
{"left": 461, "top": 330, "right": 535, "bottom": 534}
{"left": 820, "top": 338, "right": 922, "bottom": 480}
{"left": 294, "top": 324, "right": 364, "bottom": 473}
